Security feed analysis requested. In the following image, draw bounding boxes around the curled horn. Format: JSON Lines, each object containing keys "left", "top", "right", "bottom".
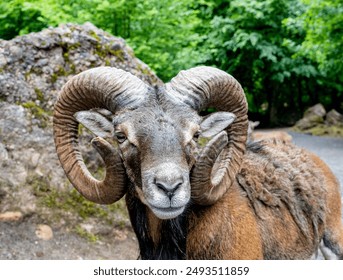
{"left": 167, "top": 66, "right": 248, "bottom": 205}
{"left": 53, "top": 67, "right": 150, "bottom": 204}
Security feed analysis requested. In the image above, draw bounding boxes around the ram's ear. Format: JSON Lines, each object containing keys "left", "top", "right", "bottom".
{"left": 200, "top": 112, "right": 236, "bottom": 138}
{"left": 74, "top": 111, "right": 114, "bottom": 138}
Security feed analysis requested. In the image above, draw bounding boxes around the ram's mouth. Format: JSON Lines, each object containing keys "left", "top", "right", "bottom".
{"left": 150, "top": 205, "right": 185, "bottom": 220}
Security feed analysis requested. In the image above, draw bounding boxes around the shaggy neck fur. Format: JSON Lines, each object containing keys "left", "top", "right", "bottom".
{"left": 126, "top": 186, "right": 188, "bottom": 260}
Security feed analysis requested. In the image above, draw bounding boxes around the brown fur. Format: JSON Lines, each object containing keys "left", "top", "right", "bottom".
{"left": 55, "top": 67, "right": 342, "bottom": 259}
{"left": 147, "top": 210, "right": 162, "bottom": 245}
{"left": 247, "top": 127, "right": 343, "bottom": 258}
{"left": 308, "top": 152, "right": 343, "bottom": 258}
{"left": 252, "top": 131, "right": 293, "bottom": 143}
{"left": 247, "top": 120, "right": 293, "bottom": 143}
{"left": 184, "top": 139, "right": 343, "bottom": 259}
{"left": 187, "top": 179, "right": 263, "bottom": 259}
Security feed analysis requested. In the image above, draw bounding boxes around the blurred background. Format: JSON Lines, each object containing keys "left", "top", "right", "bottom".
{"left": 0, "top": 0, "right": 342, "bottom": 127}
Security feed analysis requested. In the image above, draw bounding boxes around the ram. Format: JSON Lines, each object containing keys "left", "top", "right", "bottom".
{"left": 53, "top": 66, "right": 343, "bottom": 259}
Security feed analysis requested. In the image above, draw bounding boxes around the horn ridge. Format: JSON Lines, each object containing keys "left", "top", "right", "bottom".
{"left": 53, "top": 67, "right": 149, "bottom": 204}
{"left": 167, "top": 66, "right": 248, "bottom": 205}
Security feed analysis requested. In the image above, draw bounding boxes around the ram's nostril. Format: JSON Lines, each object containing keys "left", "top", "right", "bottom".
{"left": 155, "top": 179, "right": 183, "bottom": 199}
{"left": 156, "top": 183, "right": 168, "bottom": 193}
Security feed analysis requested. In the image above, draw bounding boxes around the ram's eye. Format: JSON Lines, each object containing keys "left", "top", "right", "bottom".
{"left": 115, "top": 132, "right": 127, "bottom": 144}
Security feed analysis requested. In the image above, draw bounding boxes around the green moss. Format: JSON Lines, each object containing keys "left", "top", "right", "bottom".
{"left": 56, "top": 42, "right": 80, "bottom": 79}
{"left": 22, "top": 101, "right": 51, "bottom": 128}
{"left": 30, "top": 66, "right": 43, "bottom": 75}
{"left": 93, "top": 42, "right": 126, "bottom": 62}
{"left": 105, "top": 59, "right": 111, "bottom": 66}
{"left": 24, "top": 71, "right": 31, "bottom": 80}
{"left": 56, "top": 65, "right": 68, "bottom": 76}
{"left": 22, "top": 101, "right": 50, "bottom": 114}
{"left": 68, "top": 189, "right": 108, "bottom": 219}
{"left": 39, "top": 187, "right": 98, "bottom": 219}
{"left": 74, "top": 225, "right": 99, "bottom": 243}
{"left": 88, "top": 30, "right": 101, "bottom": 42}
{"left": 306, "top": 125, "right": 343, "bottom": 137}
{"left": 69, "top": 63, "right": 76, "bottom": 74}
{"left": 292, "top": 124, "right": 343, "bottom": 138}
{"left": 51, "top": 73, "right": 58, "bottom": 83}
{"left": 63, "top": 51, "right": 69, "bottom": 62}
{"left": 34, "top": 177, "right": 128, "bottom": 224}
{"left": 69, "top": 42, "right": 81, "bottom": 50}
{"left": 308, "top": 115, "right": 324, "bottom": 124}
{"left": 78, "top": 123, "right": 84, "bottom": 135}
{"left": 51, "top": 64, "right": 75, "bottom": 83}
{"left": 136, "top": 64, "right": 151, "bottom": 76}
{"left": 30, "top": 175, "right": 51, "bottom": 196}
{"left": 34, "top": 88, "right": 44, "bottom": 102}
{"left": 60, "top": 41, "right": 81, "bottom": 57}
{"left": 94, "top": 43, "right": 107, "bottom": 58}
{"left": 198, "top": 137, "right": 210, "bottom": 147}
{"left": 109, "top": 48, "right": 125, "bottom": 62}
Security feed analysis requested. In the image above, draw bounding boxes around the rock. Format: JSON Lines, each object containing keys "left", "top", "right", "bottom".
{"left": 30, "top": 153, "right": 41, "bottom": 168}
{"left": 113, "top": 228, "right": 128, "bottom": 241}
{"left": 0, "top": 53, "right": 7, "bottom": 67}
{"left": 304, "top": 103, "right": 326, "bottom": 118}
{"left": 35, "top": 251, "right": 44, "bottom": 258}
{"left": 0, "top": 23, "right": 161, "bottom": 224}
{"left": 35, "top": 224, "right": 54, "bottom": 240}
{"left": 295, "top": 104, "right": 326, "bottom": 130}
{"left": 0, "top": 188, "right": 6, "bottom": 200}
{"left": 0, "top": 211, "right": 23, "bottom": 221}
{"left": 0, "top": 22, "right": 161, "bottom": 108}
{"left": 293, "top": 104, "right": 343, "bottom": 137}
{"left": 326, "top": 109, "right": 343, "bottom": 127}
{"left": 0, "top": 143, "right": 8, "bottom": 161}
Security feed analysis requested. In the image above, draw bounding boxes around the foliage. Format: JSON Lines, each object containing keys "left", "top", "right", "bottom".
{"left": 1, "top": 0, "right": 205, "bottom": 81}
{"left": 193, "top": 0, "right": 342, "bottom": 125}
{"left": 0, "top": 0, "right": 341, "bottom": 126}
{"left": 301, "top": 0, "right": 343, "bottom": 79}
{"left": 298, "top": 0, "right": 343, "bottom": 113}
{"left": 0, "top": 0, "right": 48, "bottom": 39}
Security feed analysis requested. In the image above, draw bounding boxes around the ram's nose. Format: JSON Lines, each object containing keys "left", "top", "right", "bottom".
{"left": 154, "top": 178, "right": 183, "bottom": 199}
{"left": 151, "top": 163, "right": 188, "bottom": 198}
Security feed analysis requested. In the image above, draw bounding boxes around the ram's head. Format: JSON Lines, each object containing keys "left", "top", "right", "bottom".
{"left": 53, "top": 67, "right": 248, "bottom": 220}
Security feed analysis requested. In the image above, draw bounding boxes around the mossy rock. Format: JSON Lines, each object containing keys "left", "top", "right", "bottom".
{"left": 292, "top": 124, "right": 343, "bottom": 138}
{"left": 30, "top": 170, "right": 129, "bottom": 227}
{"left": 21, "top": 101, "right": 51, "bottom": 128}
{"left": 306, "top": 125, "right": 343, "bottom": 137}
